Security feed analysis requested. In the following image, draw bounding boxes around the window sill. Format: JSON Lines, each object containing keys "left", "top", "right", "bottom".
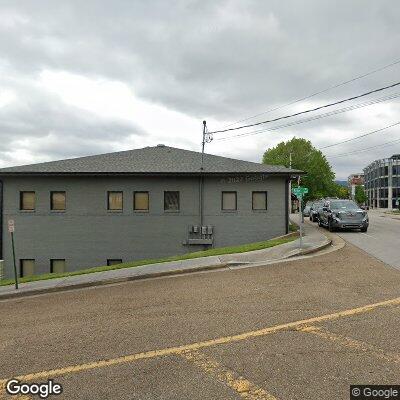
{"left": 252, "top": 209, "right": 268, "bottom": 213}
{"left": 107, "top": 210, "right": 123, "bottom": 213}
{"left": 50, "top": 210, "right": 66, "bottom": 213}
{"left": 19, "top": 210, "right": 35, "bottom": 213}
{"left": 164, "top": 210, "right": 180, "bottom": 214}
{"left": 133, "top": 210, "right": 149, "bottom": 213}
{"left": 221, "top": 210, "right": 238, "bottom": 213}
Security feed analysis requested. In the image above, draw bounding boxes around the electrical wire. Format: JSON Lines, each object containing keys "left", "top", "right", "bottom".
{"left": 214, "top": 92, "right": 400, "bottom": 141}
{"left": 220, "top": 58, "right": 400, "bottom": 129}
{"left": 321, "top": 121, "right": 400, "bottom": 149}
{"left": 209, "top": 81, "right": 400, "bottom": 135}
{"left": 327, "top": 137, "right": 400, "bottom": 158}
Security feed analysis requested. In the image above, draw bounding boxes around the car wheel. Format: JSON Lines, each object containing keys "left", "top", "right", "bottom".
{"left": 361, "top": 227, "right": 368, "bottom": 232}
{"left": 328, "top": 219, "right": 335, "bottom": 232}
{"left": 318, "top": 219, "right": 322, "bottom": 227}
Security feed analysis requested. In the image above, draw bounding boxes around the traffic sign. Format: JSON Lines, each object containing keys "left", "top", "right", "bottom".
{"left": 8, "top": 219, "right": 15, "bottom": 233}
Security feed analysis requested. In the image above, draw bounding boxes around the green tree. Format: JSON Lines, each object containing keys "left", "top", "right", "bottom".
{"left": 262, "top": 137, "right": 337, "bottom": 201}
{"left": 354, "top": 185, "right": 367, "bottom": 204}
{"left": 333, "top": 183, "right": 350, "bottom": 199}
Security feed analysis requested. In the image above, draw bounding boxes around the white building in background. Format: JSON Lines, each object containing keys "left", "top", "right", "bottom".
{"left": 347, "top": 173, "right": 364, "bottom": 201}
{"left": 363, "top": 154, "right": 400, "bottom": 209}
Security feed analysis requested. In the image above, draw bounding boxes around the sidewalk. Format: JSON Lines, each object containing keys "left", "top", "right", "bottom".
{"left": 0, "top": 217, "right": 331, "bottom": 300}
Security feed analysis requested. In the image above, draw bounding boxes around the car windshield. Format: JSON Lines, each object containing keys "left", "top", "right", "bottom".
{"left": 330, "top": 200, "right": 359, "bottom": 210}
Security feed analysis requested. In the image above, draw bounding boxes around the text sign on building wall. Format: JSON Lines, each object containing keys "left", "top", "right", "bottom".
{"left": 8, "top": 219, "right": 15, "bottom": 233}
{"left": 219, "top": 174, "right": 269, "bottom": 184}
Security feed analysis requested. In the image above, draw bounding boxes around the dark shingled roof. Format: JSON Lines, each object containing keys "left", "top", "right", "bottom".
{"left": 0, "top": 145, "right": 302, "bottom": 175}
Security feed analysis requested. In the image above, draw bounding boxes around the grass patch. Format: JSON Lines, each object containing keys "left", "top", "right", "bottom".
{"left": 386, "top": 210, "right": 400, "bottom": 214}
{"left": 289, "top": 222, "right": 299, "bottom": 232}
{"left": 0, "top": 233, "right": 298, "bottom": 287}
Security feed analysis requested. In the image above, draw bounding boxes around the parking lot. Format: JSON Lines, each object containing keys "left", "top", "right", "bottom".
{"left": 1, "top": 231, "right": 400, "bottom": 399}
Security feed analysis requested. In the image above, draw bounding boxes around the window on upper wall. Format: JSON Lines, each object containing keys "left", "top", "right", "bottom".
{"left": 222, "top": 191, "right": 237, "bottom": 211}
{"left": 20, "top": 191, "right": 35, "bottom": 211}
{"left": 20, "top": 259, "right": 35, "bottom": 277}
{"left": 50, "top": 259, "right": 66, "bottom": 274}
{"left": 51, "top": 191, "right": 66, "bottom": 211}
{"left": 252, "top": 191, "right": 268, "bottom": 210}
{"left": 134, "top": 191, "right": 149, "bottom": 211}
{"left": 164, "top": 191, "right": 180, "bottom": 211}
{"left": 107, "top": 259, "right": 122, "bottom": 266}
{"left": 108, "top": 191, "right": 123, "bottom": 211}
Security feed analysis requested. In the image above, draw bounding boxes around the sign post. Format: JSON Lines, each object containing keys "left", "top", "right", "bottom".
{"left": 292, "top": 187, "right": 309, "bottom": 251}
{"left": 8, "top": 220, "right": 18, "bottom": 290}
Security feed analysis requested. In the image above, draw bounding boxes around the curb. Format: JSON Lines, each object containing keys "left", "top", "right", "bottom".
{"left": 297, "top": 239, "right": 332, "bottom": 256}
{"left": 0, "top": 263, "right": 228, "bottom": 301}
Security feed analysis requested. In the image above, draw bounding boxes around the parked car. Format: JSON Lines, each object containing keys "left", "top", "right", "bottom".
{"left": 309, "top": 200, "right": 324, "bottom": 222}
{"left": 318, "top": 199, "right": 369, "bottom": 232}
{"left": 303, "top": 204, "right": 311, "bottom": 216}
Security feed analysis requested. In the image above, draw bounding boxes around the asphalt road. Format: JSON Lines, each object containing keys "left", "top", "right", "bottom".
{"left": 334, "top": 210, "right": 400, "bottom": 270}
{"left": 1, "top": 236, "right": 400, "bottom": 399}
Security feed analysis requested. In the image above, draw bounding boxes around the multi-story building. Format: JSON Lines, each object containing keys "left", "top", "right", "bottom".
{"left": 347, "top": 173, "right": 364, "bottom": 201}
{"left": 363, "top": 154, "right": 400, "bottom": 209}
{"left": 0, "top": 145, "right": 302, "bottom": 278}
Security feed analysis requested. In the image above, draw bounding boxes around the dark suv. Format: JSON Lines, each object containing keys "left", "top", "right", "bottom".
{"left": 318, "top": 199, "right": 369, "bottom": 232}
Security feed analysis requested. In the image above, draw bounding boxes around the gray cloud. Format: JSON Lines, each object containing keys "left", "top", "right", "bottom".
{"left": 0, "top": 0, "right": 400, "bottom": 177}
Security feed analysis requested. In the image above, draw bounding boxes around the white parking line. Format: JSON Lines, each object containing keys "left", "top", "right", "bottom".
{"left": 361, "top": 233, "right": 376, "bottom": 239}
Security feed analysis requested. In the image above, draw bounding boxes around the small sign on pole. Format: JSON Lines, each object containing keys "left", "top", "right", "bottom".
{"left": 8, "top": 219, "right": 15, "bottom": 233}
{"left": 8, "top": 219, "right": 18, "bottom": 290}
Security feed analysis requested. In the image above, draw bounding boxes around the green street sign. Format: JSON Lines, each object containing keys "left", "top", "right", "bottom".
{"left": 292, "top": 186, "right": 308, "bottom": 195}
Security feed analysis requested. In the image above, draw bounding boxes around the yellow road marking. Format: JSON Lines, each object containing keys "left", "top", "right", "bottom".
{"left": 1, "top": 296, "right": 399, "bottom": 388}
{"left": 181, "top": 349, "right": 277, "bottom": 400}
{"left": 298, "top": 325, "right": 400, "bottom": 364}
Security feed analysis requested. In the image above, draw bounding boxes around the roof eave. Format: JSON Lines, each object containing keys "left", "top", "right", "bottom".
{"left": 0, "top": 170, "right": 303, "bottom": 177}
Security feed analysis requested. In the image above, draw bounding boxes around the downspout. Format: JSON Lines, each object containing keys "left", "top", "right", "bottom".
{"left": 0, "top": 179, "right": 3, "bottom": 264}
{"left": 285, "top": 177, "right": 289, "bottom": 234}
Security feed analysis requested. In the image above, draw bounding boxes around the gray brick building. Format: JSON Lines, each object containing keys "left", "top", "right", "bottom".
{"left": 0, "top": 145, "right": 301, "bottom": 278}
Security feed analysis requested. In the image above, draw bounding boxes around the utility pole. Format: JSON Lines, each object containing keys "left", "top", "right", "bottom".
{"left": 199, "top": 121, "right": 212, "bottom": 233}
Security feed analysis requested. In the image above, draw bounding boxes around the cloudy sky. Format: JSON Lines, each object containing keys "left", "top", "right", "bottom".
{"left": 0, "top": 0, "right": 399, "bottom": 179}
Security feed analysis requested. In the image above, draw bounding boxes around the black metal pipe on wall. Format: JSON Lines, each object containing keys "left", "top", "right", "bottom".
{"left": 0, "top": 179, "right": 3, "bottom": 260}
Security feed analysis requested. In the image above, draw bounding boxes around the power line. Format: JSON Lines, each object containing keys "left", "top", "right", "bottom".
{"left": 214, "top": 91, "right": 400, "bottom": 141}
{"left": 220, "top": 58, "right": 400, "bottom": 129}
{"left": 327, "top": 137, "right": 400, "bottom": 158}
{"left": 321, "top": 121, "right": 400, "bottom": 149}
{"left": 209, "top": 81, "right": 400, "bottom": 135}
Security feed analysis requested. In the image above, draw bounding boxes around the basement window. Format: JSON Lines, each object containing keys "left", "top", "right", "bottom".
{"left": 222, "top": 191, "right": 237, "bottom": 211}
{"left": 20, "top": 259, "right": 35, "bottom": 277}
{"left": 51, "top": 259, "right": 66, "bottom": 274}
{"left": 252, "top": 191, "right": 268, "bottom": 210}
{"left": 20, "top": 191, "right": 35, "bottom": 211}
{"left": 51, "top": 191, "right": 66, "bottom": 211}
{"left": 164, "top": 191, "right": 180, "bottom": 211}
{"left": 107, "top": 259, "right": 123, "bottom": 266}
{"left": 108, "top": 191, "right": 123, "bottom": 211}
{"left": 134, "top": 191, "right": 149, "bottom": 211}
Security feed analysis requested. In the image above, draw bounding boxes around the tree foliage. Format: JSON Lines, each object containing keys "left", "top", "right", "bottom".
{"left": 262, "top": 137, "right": 338, "bottom": 201}
{"left": 354, "top": 185, "right": 367, "bottom": 204}
{"left": 336, "top": 184, "right": 350, "bottom": 199}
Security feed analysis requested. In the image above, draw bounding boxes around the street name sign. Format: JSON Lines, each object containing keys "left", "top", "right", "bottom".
{"left": 292, "top": 187, "right": 309, "bottom": 197}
